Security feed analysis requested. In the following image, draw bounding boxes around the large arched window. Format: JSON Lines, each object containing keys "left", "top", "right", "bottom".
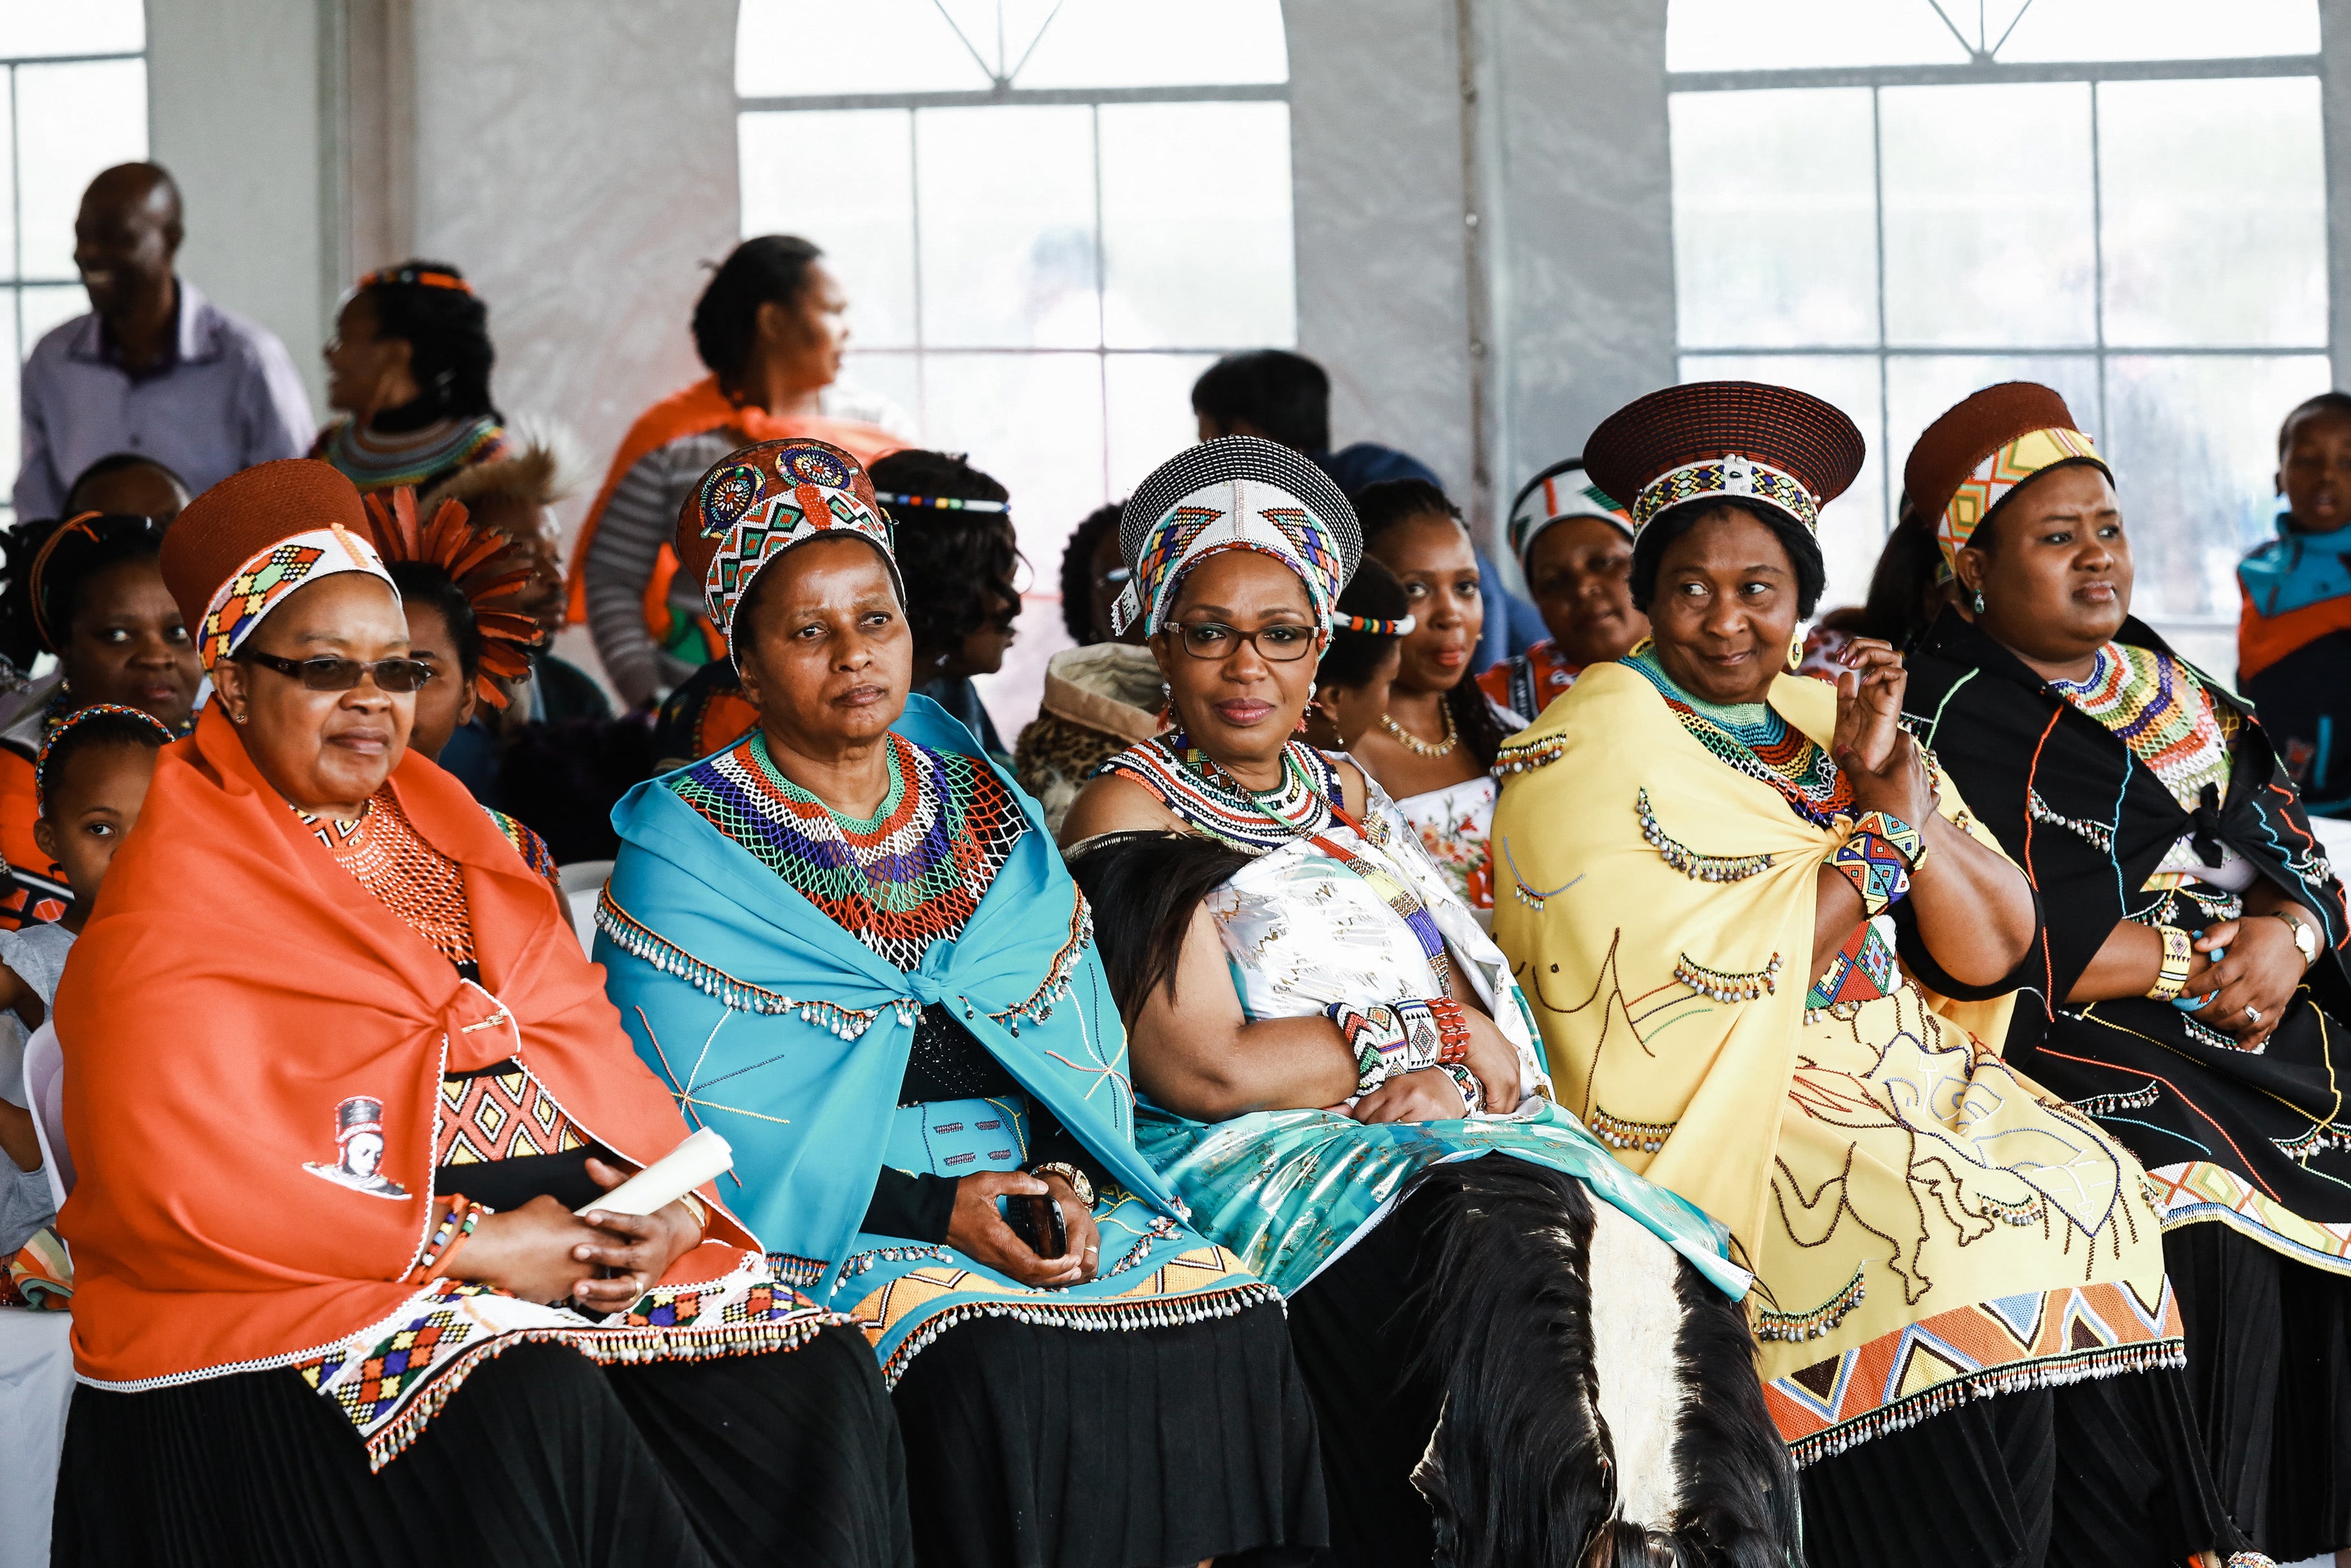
{"left": 1667, "top": 0, "right": 2327, "bottom": 673}
{"left": 736, "top": 0, "right": 1294, "bottom": 701}
{"left": 0, "top": 1, "right": 148, "bottom": 522}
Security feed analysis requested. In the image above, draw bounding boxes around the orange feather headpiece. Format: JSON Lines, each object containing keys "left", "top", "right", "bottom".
{"left": 360, "top": 487, "right": 544, "bottom": 709}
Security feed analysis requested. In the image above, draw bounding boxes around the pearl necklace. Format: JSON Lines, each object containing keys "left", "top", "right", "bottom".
{"left": 1377, "top": 701, "right": 1458, "bottom": 758}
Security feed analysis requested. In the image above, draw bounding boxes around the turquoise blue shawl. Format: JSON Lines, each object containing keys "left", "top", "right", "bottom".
{"left": 598, "top": 697, "right": 1270, "bottom": 1378}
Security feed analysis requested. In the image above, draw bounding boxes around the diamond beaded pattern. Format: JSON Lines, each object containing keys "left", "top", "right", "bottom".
{"left": 1622, "top": 645, "right": 1853, "bottom": 828}
{"left": 302, "top": 790, "right": 478, "bottom": 970}
{"left": 670, "top": 731, "right": 1026, "bottom": 971}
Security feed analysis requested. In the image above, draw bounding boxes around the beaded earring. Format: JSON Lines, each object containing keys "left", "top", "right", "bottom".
{"left": 1972, "top": 590, "right": 1987, "bottom": 614}
{"left": 1785, "top": 633, "right": 1804, "bottom": 671}
{"left": 1296, "top": 681, "right": 1316, "bottom": 733}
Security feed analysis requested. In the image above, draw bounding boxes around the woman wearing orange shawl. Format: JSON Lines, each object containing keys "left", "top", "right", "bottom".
{"left": 50, "top": 460, "right": 910, "bottom": 1568}
{"left": 569, "top": 237, "right": 903, "bottom": 707}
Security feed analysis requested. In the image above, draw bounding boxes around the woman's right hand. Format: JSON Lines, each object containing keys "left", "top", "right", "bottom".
{"left": 449, "top": 1196, "right": 607, "bottom": 1304}
{"left": 1351, "top": 1066, "right": 1468, "bottom": 1124}
{"left": 946, "top": 1170, "right": 1091, "bottom": 1287}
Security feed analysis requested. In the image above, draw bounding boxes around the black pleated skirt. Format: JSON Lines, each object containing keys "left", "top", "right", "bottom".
{"left": 51, "top": 1328, "right": 910, "bottom": 1568}
{"left": 2168, "top": 1219, "right": 2351, "bottom": 1560}
{"left": 888, "top": 1300, "right": 1326, "bottom": 1568}
{"left": 1797, "top": 1349, "right": 2249, "bottom": 1566}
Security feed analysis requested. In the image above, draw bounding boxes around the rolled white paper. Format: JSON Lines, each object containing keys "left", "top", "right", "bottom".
{"left": 578, "top": 1127, "right": 733, "bottom": 1217}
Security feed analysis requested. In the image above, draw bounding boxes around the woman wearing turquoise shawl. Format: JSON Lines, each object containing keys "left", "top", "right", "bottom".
{"left": 596, "top": 437, "right": 1324, "bottom": 1568}
{"left": 1057, "top": 438, "right": 1797, "bottom": 1568}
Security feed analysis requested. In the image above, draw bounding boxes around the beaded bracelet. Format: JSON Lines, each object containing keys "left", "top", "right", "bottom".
{"left": 1823, "top": 829, "right": 1913, "bottom": 920}
{"left": 1851, "top": 809, "right": 1927, "bottom": 872}
{"left": 1439, "top": 1061, "right": 1484, "bottom": 1115}
{"left": 2145, "top": 923, "right": 2194, "bottom": 1002}
{"left": 406, "top": 1195, "right": 490, "bottom": 1285}
{"left": 1326, "top": 998, "right": 1460, "bottom": 1096}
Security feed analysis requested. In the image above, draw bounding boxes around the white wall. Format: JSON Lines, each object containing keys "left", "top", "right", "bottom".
{"left": 146, "top": 0, "right": 330, "bottom": 419}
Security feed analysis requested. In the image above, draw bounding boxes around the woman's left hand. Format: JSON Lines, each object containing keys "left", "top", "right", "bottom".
{"left": 571, "top": 1156, "right": 707, "bottom": 1313}
{"left": 2180, "top": 917, "right": 2305, "bottom": 1049}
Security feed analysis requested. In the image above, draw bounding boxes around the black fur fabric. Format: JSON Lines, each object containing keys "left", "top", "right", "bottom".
{"left": 1404, "top": 1160, "right": 1799, "bottom": 1567}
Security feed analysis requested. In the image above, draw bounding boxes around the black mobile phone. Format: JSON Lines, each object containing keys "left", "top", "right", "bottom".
{"left": 1002, "top": 1190, "right": 1068, "bottom": 1257}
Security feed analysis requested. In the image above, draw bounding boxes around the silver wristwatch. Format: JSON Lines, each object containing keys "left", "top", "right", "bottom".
{"left": 2273, "top": 908, "right": 2320, "bottom": 969}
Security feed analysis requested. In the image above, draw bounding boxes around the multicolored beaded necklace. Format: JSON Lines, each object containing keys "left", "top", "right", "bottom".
{"left": 669, "top": 730, "right": 1027, "bottom": 972}
{"left": 2046, "top": 643, "right": 2232, "bottom": 816}
{"left": 1106, "top": 732, "right": 1450, "bottom": 984}
{"left": 1622, "top": 644, "right": 1852, "bottom": 828}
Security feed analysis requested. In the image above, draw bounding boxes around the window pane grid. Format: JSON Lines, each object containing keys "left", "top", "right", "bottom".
{"left": 1671, "top": 48, "right": 2329, "bottom": 643}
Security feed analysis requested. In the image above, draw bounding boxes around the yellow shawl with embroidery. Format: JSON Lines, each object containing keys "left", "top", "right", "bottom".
{"left": 1492, "top": 661, "right": 2179, "bottom": 1460}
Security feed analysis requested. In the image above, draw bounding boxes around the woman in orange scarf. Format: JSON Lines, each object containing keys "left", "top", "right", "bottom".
{"left": 569, "top": 236, "right": 903, "bottom": 708}
{"left": 50, "top": 460, "right": 910, "bottom": 1568}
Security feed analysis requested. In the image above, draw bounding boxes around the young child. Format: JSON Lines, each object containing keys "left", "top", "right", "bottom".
{"left": 0, "top": 705, "right": 173, "bottom": 1270}
{"left": 2239, "top": 389, "right": 2351, "bottom": 808}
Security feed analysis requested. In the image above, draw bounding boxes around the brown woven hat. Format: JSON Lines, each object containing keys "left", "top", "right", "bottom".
{"left": 1582, "top": 381, "right": 1866, "bottom": 541}
{"left": 674, "top": 437, "right": 895, "bottom": 655}
{"left": 1902, "top": 383, "right": 2106, "bottom": 569}
{"left": 161, "top": 458, "right": 389, "bottom": 668}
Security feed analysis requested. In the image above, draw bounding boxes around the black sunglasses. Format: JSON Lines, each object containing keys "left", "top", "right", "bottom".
{"left": 234, "top": 648, "right": 437, "bottom": 693}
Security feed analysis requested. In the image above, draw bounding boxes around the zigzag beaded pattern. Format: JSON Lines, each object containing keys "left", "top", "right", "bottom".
{"left": 1623, "top": 647, "right": 1853, "bottom": 828}
{"left": 670, "top": 731, "right": 1026, "bottom": 972}
{"left": 2047, "top": 643, "right": 2231, "bottom": 816}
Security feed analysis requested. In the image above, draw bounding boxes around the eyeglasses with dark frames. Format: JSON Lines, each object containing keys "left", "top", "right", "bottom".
{"left": 232, "top": 649, "right": 438, "bottom": 693}
{"left": 1164, "top": 620, "right": 1318, "bottom": 662}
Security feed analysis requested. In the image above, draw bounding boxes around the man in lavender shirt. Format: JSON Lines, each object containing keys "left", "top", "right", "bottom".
{"left": 14, "top": 163, "right": 313, "bottom": 519}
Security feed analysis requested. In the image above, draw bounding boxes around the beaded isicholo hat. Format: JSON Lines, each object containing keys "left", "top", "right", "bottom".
{"left": 1582, "top": 382, "right": 1867, "bottom": 561}
{"left": 161, "top": 459, "right": 398, "bottom": 671}
{"left": 675, "top": 438, "right": 897, "bottom": 655}
{"left": 1113, "top": 436, "right": 1360, "bottom": 636}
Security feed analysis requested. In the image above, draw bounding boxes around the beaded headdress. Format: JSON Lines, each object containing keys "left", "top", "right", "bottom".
{"left": 161, "top": 460, "right": 399, "bottom": 671}
{"left": 675, "top": 438, "right": 896, "bottom": 655}
{"left": 1507, "top": 458, "right": 1631, "bottom": 569}
{"left": 361, "top": 486, "right": 545, "bottom": 709}
{"left": 1902, "top": 382, "right": 2109, "bottom": 573}
{"left": 874, "top": 490, "right": 1009, "bottom": 515}
{"left": 1114, "top": 436, "right": 1360, "bottom": 636}
{"left": 34, "top": 703, "right": 176, "bottom": 815}
{"left": 1337, "top": 610, "right": 1415, "bottom": 636}
{"left": 1582, "top": 382, "right": 1866, "bottom": 547}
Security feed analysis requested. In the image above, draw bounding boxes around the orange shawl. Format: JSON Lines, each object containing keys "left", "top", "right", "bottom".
{"left": 58, "top": 705, "right": 763, "bottom": 1386}
{"left": 563, "top": 374, "right": 903, "bottom": 627}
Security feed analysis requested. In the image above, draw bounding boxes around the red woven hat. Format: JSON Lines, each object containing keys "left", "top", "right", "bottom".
{"left": 1902, "top": 382, "right": 2107, "bottom": 571}
{"left": 675, "top": 437, "right": 895, "bottom": 654}
{"left": 162, "top": 458, "right": 391, "bottom": 668}
{"left": 1582, "top": 381, "right": 1866, "bottom": 543}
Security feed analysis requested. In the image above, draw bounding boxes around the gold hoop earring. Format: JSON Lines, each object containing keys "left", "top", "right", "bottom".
{"left": 1786, "top": 633, "right": 1805, "bottom": 672}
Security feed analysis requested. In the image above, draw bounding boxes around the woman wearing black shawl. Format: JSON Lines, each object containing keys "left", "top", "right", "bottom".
{"left": 1898, "top": 382, "right": 2351, "bottom": 1560}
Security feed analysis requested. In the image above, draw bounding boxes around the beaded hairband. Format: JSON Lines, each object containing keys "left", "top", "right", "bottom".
{"left": 1336, "top": 611, "right": 1415, "bottom": 636}
{"left": 35, "top": 703, "right": 176, "bottom": 815}
{"left": 873, "top": 491, "right": 1009, "bottom": 514}
{"left": 358, "top": 266, "right": 473, "bottom": 295}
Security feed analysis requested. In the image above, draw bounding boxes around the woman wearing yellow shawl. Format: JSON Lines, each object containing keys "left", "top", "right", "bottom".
{"left": 1492, "top": 383, "right": 2251, "bottom": 1567}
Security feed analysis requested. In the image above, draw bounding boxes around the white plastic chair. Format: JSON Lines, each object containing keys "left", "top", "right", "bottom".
{"left": 22, "top": 1023, "right": 67, "bottom": 1210}
{"left": 560, "top": 860, "right": 613, "bottom": 957}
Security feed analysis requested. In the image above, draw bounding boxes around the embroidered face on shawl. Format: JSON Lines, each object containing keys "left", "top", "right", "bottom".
{"left": 1113, "top": 436, "right": 1361, "bottom": 636}
{"left": 1507, "top": 459, "right": 1631, "bottom": 573}
{"left": 1903, "top": 381, "right": 2110, "bottom": 575}
{"left": 673, "top": 437, "right": 896, "bottom": 657}
{"left": 160, "top": 459, "right": 399, "bottom": 670}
